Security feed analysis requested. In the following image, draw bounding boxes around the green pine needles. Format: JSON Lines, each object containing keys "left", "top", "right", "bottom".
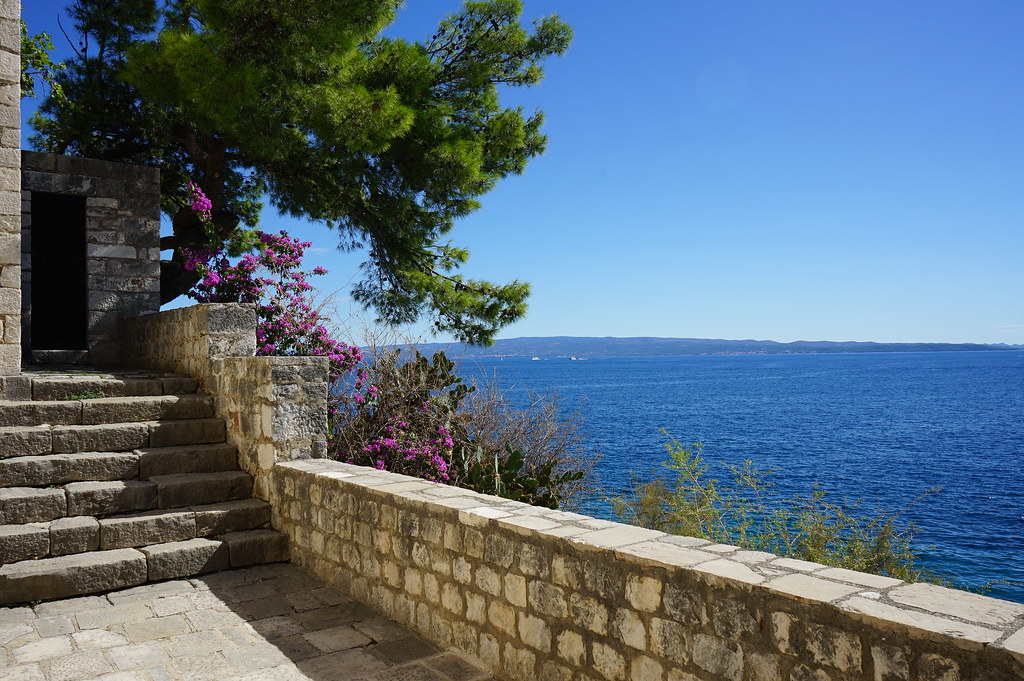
{"left": 611, "top": 430, "right": 946, "bottom": 583}
{"left": 27, "top": 0, "right": 572, "bottom": 344}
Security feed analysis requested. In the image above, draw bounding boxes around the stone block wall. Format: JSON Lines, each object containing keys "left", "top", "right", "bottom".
{"left": 271, "top": 459, "right": 1024, "bottom": 681}
{"left": 0, "top": 0, "right": 20, "bottom": 375}
{"left": 120, "top": 303, "right": 329, "bottom": 499}
{"left": 21, "top": 151, "right": 160, "bottom": 364}
{"left": 118, "top": 303, "right": 258, "bottom": 382}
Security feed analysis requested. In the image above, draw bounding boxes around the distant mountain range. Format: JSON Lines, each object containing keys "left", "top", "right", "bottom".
{"left": 407, "top": 336, "right": 1024, "bottom": 358}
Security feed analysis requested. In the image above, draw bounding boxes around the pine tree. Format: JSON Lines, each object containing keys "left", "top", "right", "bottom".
{"left": 30, "top": 0, "right": 571, "bottom": 344}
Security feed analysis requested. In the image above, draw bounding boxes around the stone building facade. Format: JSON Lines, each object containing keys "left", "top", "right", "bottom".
{"left": 0, "top": 0, "right": 20, "bottom": 376}
{"left": 20, "top": 151, "right": 161, "bottom": 365}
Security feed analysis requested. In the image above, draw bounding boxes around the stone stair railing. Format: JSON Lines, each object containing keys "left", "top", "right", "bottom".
{"left": 0, "top": 369, "right": 288, "bottom": 605}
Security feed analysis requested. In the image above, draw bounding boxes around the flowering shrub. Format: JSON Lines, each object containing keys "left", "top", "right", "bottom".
{"left": 362, "top": 422, "right": 455, "bottom": 482}
{"left": 181, "top": 184, "right": 590, "bottom": 504}
{"left": 330, "top": 347, "right": 594, "bottom": 506}
{"left": 330, "top": 349, "right": 467, "bottom": 483}
{"left": 182, "top": 185, "right": 361, "bottom": 377}
{"left": 187, "top": 181, "right": 213, "bottom": 225}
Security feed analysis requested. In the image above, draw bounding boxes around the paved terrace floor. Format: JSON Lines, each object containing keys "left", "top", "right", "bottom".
{"left": 0, "top": 563, "right": 495, "bottom": 681}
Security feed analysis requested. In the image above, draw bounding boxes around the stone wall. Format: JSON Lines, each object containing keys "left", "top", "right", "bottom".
{"left": 119, "top": 303, "right": 329, "bottom": 499}
{"left": 21, "top": 151, "right": 160, "bottom": 364}
{"left": 0, "top": 0, "right": 20, "bottom": 375}
{"left": 271, "top": 459, "right": 1024, "bottom": 681}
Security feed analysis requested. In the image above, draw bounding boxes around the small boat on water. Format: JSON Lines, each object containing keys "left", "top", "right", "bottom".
{"left": 531, "top": 356, "right": 540, "bottom": 361}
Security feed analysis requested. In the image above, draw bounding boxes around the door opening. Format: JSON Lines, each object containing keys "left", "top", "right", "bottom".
{"left": 30, "top": 192, "right": 88, "bottom": 351}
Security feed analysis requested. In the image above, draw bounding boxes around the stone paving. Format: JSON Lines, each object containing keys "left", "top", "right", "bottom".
{"left": 0, "top": 562, "right": 496, "bottom": 681}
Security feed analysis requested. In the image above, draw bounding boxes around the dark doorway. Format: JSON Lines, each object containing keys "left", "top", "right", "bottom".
{"left": 31, "top": 193, "right": 88, "bottom": 350}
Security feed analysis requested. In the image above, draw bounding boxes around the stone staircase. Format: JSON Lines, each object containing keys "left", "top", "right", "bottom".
{"left": 0, "top": 369, "right": 288, "bottom": 605}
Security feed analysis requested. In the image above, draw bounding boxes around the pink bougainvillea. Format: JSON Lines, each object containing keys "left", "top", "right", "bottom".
{"left": 360, "top": 422, "right": 454, "bottom": 482}
{"left": 181, "top": 183, "right": 454, "bottom": 484}
{"left": 181, "top": 183, "right": 362, "bottom": 381}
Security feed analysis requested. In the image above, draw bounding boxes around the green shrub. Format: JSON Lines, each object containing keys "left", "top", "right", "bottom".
{"left": 454, "top": 443, "right": 584, "bottom": 509}
{"left": 610, "top": 431, "right": 945, "bottom": 582}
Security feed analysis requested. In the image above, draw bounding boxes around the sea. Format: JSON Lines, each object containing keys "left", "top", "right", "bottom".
{"left": 457, "top": 350, "right": 1024, "bottom": 603}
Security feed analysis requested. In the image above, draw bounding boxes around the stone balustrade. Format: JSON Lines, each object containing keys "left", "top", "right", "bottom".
{"left": 271, "top": 458, "right": 1024, "bottom": 681}
{"left": 119, "top": 303, "right": 329, "bottom": 499}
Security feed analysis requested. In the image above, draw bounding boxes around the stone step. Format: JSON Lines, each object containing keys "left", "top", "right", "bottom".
{"left": 148, "top": 418, "right": 226, "bottom": 448}
{"left": 0, "top": 443, "right": 240, "bottom": 488}
{"left": 0, "top": 451, "right": 139, "bottom": 487}
{"left": 0, "top": 499, "right": 272, "bottom": 563}
{"left": 27, "top": 373, "right": 198, "bottom": 401}
{"left": 0, "top": 487, "right": 66, "bottom": 524}
{"left": 0, "top": 470, "right": 254, "bottom": 526}
{"left": 0, "top": 418, "right": 227, "bottom": 459}
{"left": 0, "top": 548, "right": 148, "bottom": 604}
{"left": 80, "top": 394, "right": 214, "bottom": 425}
{"left": 0, "top": 529, "right": 289, "bottom": 604}
{"left": 150, "top": 470, "right": 253, "bottom": 508}
{"left": 0, "top": 394, "right": 214, "bottom": 428}
{"left": 0, "top": 425, "right": 52, "bottom": 459}
{"left": 137, "top": 443, "right": 239, "bottom": 478}
{"left": 0, "top": 400, "right": 82, "bottom": 427}
{"left": 66, "top": 480, "right": 158, "bottom": 517}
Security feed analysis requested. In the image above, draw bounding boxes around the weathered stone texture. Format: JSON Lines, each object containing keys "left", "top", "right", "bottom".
{"left": 0, "top": 451, "right": 138, "bottom": 487}
{"left": 0, "top": 425, "right": 51, "bottom": 458}
{"left": 99, "top": 509, "right": 196, "bottom": 549}
{"left": 137, "top": 443, "right": 237, "bottom": 478}
{"left": 269, "top": 459, "right": 1024, "bottom": 681}
{"left": 0, "top": 487, "right": 65, "bottom": 523}
{"left": 0, "top": 548, "right": 148, "bottom": 603}
{"left": 80, "top": 394, "right": 213, "bottom": 425}
{"left": 221, "top": 529, "right": 289, "bottom": 567}
{"left": 192, "top": 498, "right": 270, "bottom": 536}
{"left": 0, "top": 523, "right": 49, "bottom": 563}
{"left": 51, "top": 422, "right": 149, "bottom": 454}
{"left": 141, "top": 537, "right": 229, "bottom": 580}
{"left": 49, "top": 516, "right": 100, "bottom": 556}
{"left": 64, "top": 480, "right": 157, "bottom": 517}
{"left": 151, "top": 470, "right": 252, "bottom": 508}
{"left": 0, "top": 400, "right": 81, "bottom": 427}
{"left": 0, "top": 4, "right": 16, "bottom": 376}
{"left": 146, "top": 416, "right": 224, "bottom": 448}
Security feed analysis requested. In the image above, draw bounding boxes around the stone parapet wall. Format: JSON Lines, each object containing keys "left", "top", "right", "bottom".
{"left": 271, "top": 459, "right": 1024, "bottom": 681}
{"left": 0, "top": 0, "right": 20, "bottom": 375}
{"left": 118, "top": 303, "right": 258, "bottom": 382}
{"left": 121, "top": 303, "right": 329, "bottom": 499}
{"left": 21, "top": 151, "right": 161, "bottom": 364}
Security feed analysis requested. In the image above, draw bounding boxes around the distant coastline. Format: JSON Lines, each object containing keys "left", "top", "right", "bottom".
{"left": 408, "top": 336, "right": 1024, "bottom": 358}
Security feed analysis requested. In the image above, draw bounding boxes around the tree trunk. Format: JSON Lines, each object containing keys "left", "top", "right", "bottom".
{"left": 158, "top": 207, "right": 240, "bottom": 305}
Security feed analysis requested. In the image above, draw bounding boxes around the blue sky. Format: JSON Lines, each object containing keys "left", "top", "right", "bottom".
{"left": 21, "top": 1, "right": 1024, "bottom": 344}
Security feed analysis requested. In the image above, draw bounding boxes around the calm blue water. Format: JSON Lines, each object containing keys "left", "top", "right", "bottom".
{"left": 459, "top": 351, "right": 1024, "bottom": 602}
